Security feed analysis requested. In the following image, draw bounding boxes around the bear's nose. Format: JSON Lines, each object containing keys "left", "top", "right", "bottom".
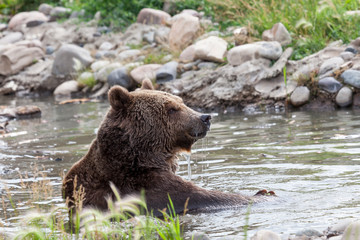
{"left": 200, "top": 114, "right": 211, "bottom": 129}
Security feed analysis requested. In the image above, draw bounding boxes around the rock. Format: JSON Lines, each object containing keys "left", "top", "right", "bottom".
{"left": 49, "top": 7, "right": 71, "bottom": 21}
{"left": 290, "top": 86, "right": 310, "bottom": 107}
{"left": 52, "top": 44, "right": 94, "bottom": 77}
{"left": 255, "top": 74, "right": 297, "bottom": 99}
{"left": 130, "top": 64, "right": 162, "bottom": 84}
{"left": 345, "top": 46, "right": 357, "bottom": 54}
{"left": 341, "top": 70, "right": 360, "bottom": 88}
{"left": 45, "top": 46, "right": 55, "bottom": 55}
{"left": 295, "top": 229, "right": 322, "bottom": 238}
{"left": 39, "top": 24, "right": 73, "bottom": 49}
{"left": 179, "top": 45, "right": 196, "bottom": 63}
{"left": 91, "top": 60, "right": 110, "bottom": 72}
{"left": 329, "top": 219, "right": 354, "bottom": 234}
{"left": 0, "top": 41, "right": 45, "bottom": 76}
{"left": 120, "top": 23, "right": 148, "bottom": 45}
{"left": 156, "top": 61, "right": 178, "bottom": 83}
{"left": 107, "top": 67, "right": 135, "bottom": 90}
{"left": 91, "top": 82, "right": 109, "bottom": 98}
{"left": 154, "top": 26, "right": 170, "bottom": 45}
{"left": 95, "top": 50, "right": 116, "bottom": 59}
{"left": 0, "top": 32, "right": 23, "bottom": 45}
{"left": 70, "top": 9, "right": 85, "bottom": 19}
{"left": 38, "top": 3, "right": 53, "bottom": 15}
{"left": 192, "top": 232, "right": 210, "bottom": 240}
{"left": 258, "top": 47, "right": 293, "bottom": 80}
{"left": 233, "top": 27, "right": 249, "bottom": 46}
{"left": 78, "top": 72, "right": 95, "bottom": 86}
{"left": 0, "top": 23, "right": 7, "bottom": 31}
{"left": 262, "top": 22, "right": 292, "bottom": 46}
{"left": 227, "top": 41, "right": 283, "bottom": 66}
{"left": 99, "top": 41, "right": 114, "bottom": 51}
{"left": 0, "top": 105, "right": 41, "bottom": 119}
{"left": 341, "top": 221, "right": 360, "bottom": 240}
{"left": 318, "top": 57, "right": 344, "bottom": 76}
{"left": 318, "top": 77, "right": 343, "bottom": 93}
{"left": 118, "top": 49, "right": 142, "bottom": 62}
{"left": 162, "top": 54, "right": 173, "bottom": 62}
{"left": 0, "top": 81, "right": 18, "bottom": 95}
{"left": 95, "top": 63, "right": 122, "bottom": 83}
{"left": 340, "top": 51, "right": 355, "bottom": 61}
{"left": 180, "top": 9, "right": 201, "bottom": 18}
{"left": 198, "top": 62, "right": 218, "bottom": 70}
{"left": 336, "top": 87, "right": 353, "bottom": 107}
{"left": 137, "top": 8, "right": 171, "bottom": 25}
{"left": 251, "top": 230, "right": 281, "bottom": 240}
{"left": 193, "top": 36, "right": 227, "bottom": 63}
{"left": 169, "top": 14, "right": 200, "bottom": 51}
{"left": 53, "top": 80, "right": 79, "bottom": 95}
{"left": 26, "top": 20, "right": 45, "bottom": 27}
{"left": 8, "top": 11, "right": 48, "bottom": 30}
{"left": 143, "top": 31, "right": 155, "bottom": 43}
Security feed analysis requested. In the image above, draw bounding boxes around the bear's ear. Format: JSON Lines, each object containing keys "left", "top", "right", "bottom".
{"left": 141, "top": 78, "right": 154, "bottom": 90}
{"left": 108, "top": 86, "right": 132, "bottom": 110}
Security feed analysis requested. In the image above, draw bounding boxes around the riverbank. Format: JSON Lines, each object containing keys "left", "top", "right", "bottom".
{"left": 1, "top": 4, "right": 360, "bottom": 114}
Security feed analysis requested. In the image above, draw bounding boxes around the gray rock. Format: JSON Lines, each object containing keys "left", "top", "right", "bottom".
{"left": 336, "top": 87, "right": 353, "bottom": 107}
{"left": 198, "top": 62, "right": 218, "bottom": 70}
{"left": 255, "top": 74, "right": 297, "bottom": 99}
{"left": 91, "top": 82, "right": 109, "bottom": 98}
{"left": 290, "top": 86, "right": 310, "bottom": 107}
{"left": 251, "top": 230, "right": 281, "bottom": 240}
{"left": 194, "top": 36, "right": 227, "bottom": 63}
{"left": 183, "top": 61, "right": 197, "bottom": 71}
{"left": 192, "top": 232, "right": 210, "bottom": 240}
{"left": 95, "top": 63, "right": 122, "bottom": 82}
{"left": 341, "top": 70, "right": 360, "bottom": 88}
{"left": 295, "top": 229, "right": 322, "bottom": 237}
{"left": 26, "top": 20, "right": 45, "bottom": 27}
{"left": 318, "top": 77, "right": 343, "bottom": 93}
{"left": 46, "top": 46, "right": 54, "bottom": 55}
{"left": 49, "top": 7, "right": 71, "bottom": 21}
{"left": 38, "top": 3, "right": 53, "bottom": 15}
{"left": 340, "top": 51, "right": 355, "bottom": 61}
{"left": 52, "top": 44, "right": 94, "bottom": 77}
{"left": 318, "top": 57, "right": 344, "bottom": 76}
{"left": 155, "top": 26, "right": 170, "bottom": 44}
{"left": 0, "top": 23, "right": 7, "bottom": 31}
{"left": 143, "top": 31, "right": 155, "bottom": 43}
{"left": 91, "top": 60, "right": 110, "bottom": 72}
{"left": 345, "top": 46, "right": 357, "bottom": 54}
{"left": 99, "top": 41, "right": 114, "bottom": 51}
{"left": 70, "top": 9, "right": 85, "bottom": 19}
{"left": 53, "top": 80, "right": 79, "bottom": 95}
{"left": 227, "top": 41, "right": 282, "bottom": 66}
{"left": 156, "top": 61, "right": 178, "bottom": 83}
{"left": 107, "top": 67, "right": 135, "bottom": 90}
{"left": 341, "top": 221, "right": 360, "bottom": 240}
{"left": 0, "top": 32, "right": 23, "bottom": 45}
{"left": 118, "top": 49, "right": 142, "bottom": 62}
{"left": 262, "top": 22, "right": 292, "bottom": 46}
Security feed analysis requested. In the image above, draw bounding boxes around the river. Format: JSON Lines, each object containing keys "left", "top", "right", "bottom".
{"left": 1, "top": 96, "right": 360, "bottom": 239}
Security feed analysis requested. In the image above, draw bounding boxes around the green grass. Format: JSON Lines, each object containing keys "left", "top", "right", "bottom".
{"left": 206, "top": 0, "right": 360, "bottom": 60}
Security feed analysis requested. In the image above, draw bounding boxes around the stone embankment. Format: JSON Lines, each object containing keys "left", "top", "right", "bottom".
{"left": 2, "top": 4, "right": 360, "bottom": 115}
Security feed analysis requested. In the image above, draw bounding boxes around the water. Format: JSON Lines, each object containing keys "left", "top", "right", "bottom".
{"left": 1, "top": 96, "right": 360, "bottom": 239}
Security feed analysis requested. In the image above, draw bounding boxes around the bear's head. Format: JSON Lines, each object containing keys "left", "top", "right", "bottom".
{"left": 103, "top": 80, "right": 211, "bottom": 156}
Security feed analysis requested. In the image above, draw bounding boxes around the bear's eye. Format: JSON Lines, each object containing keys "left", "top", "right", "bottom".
{"left": 167, "top": 108, "right": 178, "bottom": 115}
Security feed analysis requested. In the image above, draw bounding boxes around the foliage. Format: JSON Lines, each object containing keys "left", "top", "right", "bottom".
{"left": 205, "top": 0, "right": 360, "bottom": 60}
{"left": 64, "top": 0, "right": 164, "bottom": 30}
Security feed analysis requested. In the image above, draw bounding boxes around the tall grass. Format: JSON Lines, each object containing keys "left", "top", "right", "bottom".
{"left": 206, "top": 0, "right": 360, "bottom": 60}
{"left": 0, "top": 167, "right": 186, "bottom": 240}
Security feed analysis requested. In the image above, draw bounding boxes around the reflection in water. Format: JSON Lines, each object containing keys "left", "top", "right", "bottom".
{"left": 1, "top": 97, "right": 360, "bottom": 239}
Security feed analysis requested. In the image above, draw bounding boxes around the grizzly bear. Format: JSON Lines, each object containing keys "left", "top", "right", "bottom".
{"left": 63, "top": 79, "right": 271, "bottom": 216}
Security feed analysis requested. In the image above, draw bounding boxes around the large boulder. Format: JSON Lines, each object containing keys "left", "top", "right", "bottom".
{"left": 137, "top": 8, "right": 171, "bottom": 25}
{"left": 193, "top": 36, "right": 228, "bottom": 63}
{"left": 169, "top": 14, "right": 200, "bottom": 51}
{"left": 0, "top": 40, "right": 45, "bottom": 76}
{"left": 52, "top": 44, "right": 93, "bottom": 77}
{"left": 227, "top": 41, "right": 283, "bottom": 66}
{"left": 8, "top": 11, "right": 48, "bottom": 30}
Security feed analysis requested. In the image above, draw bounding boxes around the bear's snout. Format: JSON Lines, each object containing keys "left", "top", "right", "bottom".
{"left": 200, "top": 114, "right": 211, "bottom": 131}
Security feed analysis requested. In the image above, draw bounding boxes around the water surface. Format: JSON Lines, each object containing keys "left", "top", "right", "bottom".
{"left": 1, "top": 97, "right": 360, "bottom": 239}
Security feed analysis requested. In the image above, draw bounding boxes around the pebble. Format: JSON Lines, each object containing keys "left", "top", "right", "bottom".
{"left": 336, "top": 87, "right": 353, "bottom": 107}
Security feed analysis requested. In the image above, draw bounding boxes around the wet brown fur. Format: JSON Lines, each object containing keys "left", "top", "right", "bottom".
{"left": 63, "top": 80, "right": 262, "bottom": 216}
